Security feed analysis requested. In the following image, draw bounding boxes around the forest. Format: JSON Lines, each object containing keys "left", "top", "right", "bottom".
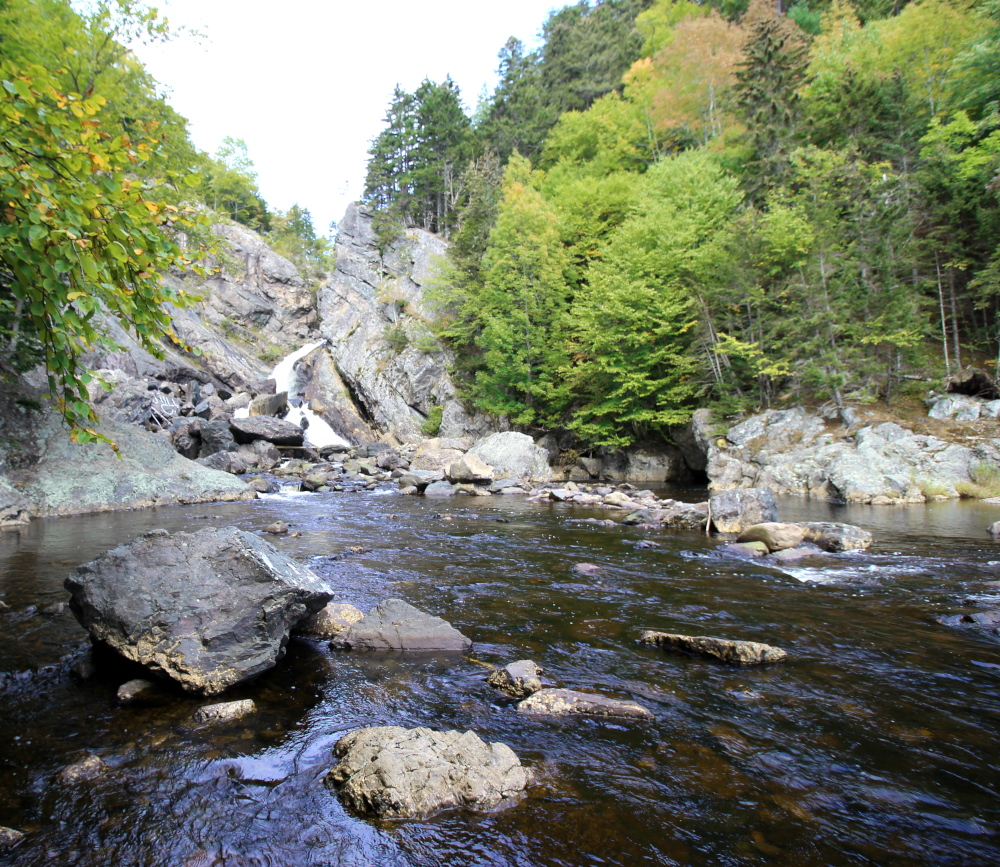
{"left": 363, "top": 0, "right": 1000, "bottom": 447}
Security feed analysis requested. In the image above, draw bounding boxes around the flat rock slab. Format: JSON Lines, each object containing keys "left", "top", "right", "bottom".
{"left": 640, "top": 630, "right": 787, "bottom": 664}
{"left": 516, "top": 688, "right": 653, "bottom": 720}
{"left": 65, "top": 526, "right": 332, "bottom": 695}
{"left": 194, "top": 699, "right": 257, "bottom": 723}
{"left": 332, "top": 598, "right": 472, "bottom": 652}
{"left": 486, "top": 660, "right": 545, "bottom": 699}
{"left": 736, "top": 522, "right": 806, "bottom": 552}
{"left": 795, "top": 522, "right": 873, "bottom": 552}
{"left": 295, "top": 601, "right": 365, "bottom": 639}
{"left": 229, "top": 416, "right": 304, "bottom": 446}
{"left": 327, "top": 726, "right": 532, "bottom": 819}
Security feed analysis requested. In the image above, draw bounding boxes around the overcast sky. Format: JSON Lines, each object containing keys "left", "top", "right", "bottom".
{"left": 133, "top": 0, "right": 557, "bottom": 236}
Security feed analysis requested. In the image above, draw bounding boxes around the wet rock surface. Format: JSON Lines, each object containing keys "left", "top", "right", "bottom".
{"left": 0, "top": 827, "right": 24, "bottom": 849}
{"left": 796, "top": 522, "right": 873, "bottom": 552}
{"left": 193, "top": 699, "right": 257, "bottom": 724}
{"left": 516, "top": 688, "right": 653, "bottom": 720}
{"left": 640, "top": 631, "right": 788, "bottom": 664}
{"left": 58, "top": 752, "right": 108, "bottom": 784}
{"left": 65, "top": 527, "right": 332, "bottom": 695}
{"left": 486, "top": 660, "right": 545, "bottom": 699}
{"left": 295, "top": 602, "right": 365, "bottom": 639}
{"left": 736, "top": 522, "right": 807, "bottom": 552}
{"left": 326, "top": 725, "right": 532, "bottom": 819}
{"left": 331, "top": 598, "right": 472, "bottom": 652}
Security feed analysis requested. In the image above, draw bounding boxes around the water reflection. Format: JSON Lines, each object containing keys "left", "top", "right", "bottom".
{"left": 0, "top": 491, "right": 999, "bottom": 865}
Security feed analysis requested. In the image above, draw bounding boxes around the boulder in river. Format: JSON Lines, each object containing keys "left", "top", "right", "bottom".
{"left": 736, "top": 522, "right": 806, "bottom": 552}
{"left": 988, "top": 521, "right": 1000, "bottom": 538}
{"left": 331, "top": 598, "right": 472, "bottom": 652}
{"left": 0, "top": 827, "right": 24, "bottom": 850}
{"left": 116, "top": 678, "right": 165, "bottom": 707}
{"left": 795, "top": 522, "right": 873, "bottom": 552}
{"left": 424, "top": 480, "right": 457, "bottom": 497}
{"left": 327, "top": 725, "right": 532, "bottom": 819}
{"left": 447, "top": 453, "right": 495, "bottom": 484}
{"left": 65, "top": 527, "right": 332, "bottom": 695}
{"left": 397, "top": 469, "right": 444, "bottom": 491}
{"left": 466, "top": 432, "right": 552, "bottom": 482}
{"left": 640, "top": 630, "right": 787, "bottom": 664}
{"left": 295, "top": 601, "right": 365, "bottom": 639}
{"left": 516, "top": 688, "right": 653, "bottom": 720}
{"left": 718, "top": 541, "right": 769, "bottom": 558}
{"left": 709, "top": 488, "right": 779, "bottom": 534}
{"left": 486, "top": 660, "right": 545, "bottom": 699}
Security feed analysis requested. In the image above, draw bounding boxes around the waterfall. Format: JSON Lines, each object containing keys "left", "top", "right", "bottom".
{"left": 236, "top": 340, "right": 352, "bottom": 450}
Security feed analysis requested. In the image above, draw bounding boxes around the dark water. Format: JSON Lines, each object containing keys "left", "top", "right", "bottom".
{"left": 2, "top": 489, "right": 1000, "bottom": 866}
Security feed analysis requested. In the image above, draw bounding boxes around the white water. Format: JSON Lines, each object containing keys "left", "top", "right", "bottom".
{"left": 234, "top": 341, "right": 351, "bottom": 447}
{"left": 269, "top": 340, "right": 351, "bottom": 450}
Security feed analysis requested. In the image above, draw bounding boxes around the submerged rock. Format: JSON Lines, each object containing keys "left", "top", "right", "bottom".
{"left": 332, "top": 598, "right": 472, "bottom": 652}
{"left": 640, "top": 630, "right": 787, "bottom": 664}
{"left": 736, "top": 522, "right": 806, "bottom": 552}
{"left": 59, "top": 752, "right": 108, "bottom": 784}
{"left": 295, "top": 601, "right": 365, "bottom": 639}
{"left": 194, "top": 699, "right": 257, "bottom": 724}
{"left": 718, "top": 541, "right": 769, "bottom": 558}
{"left": 0, "top": 827, "right": 24, "bottom": 850}
{"left": 116, "top": 678, "right": 164, "bottom": 707}
{"left": 327, "top": 725, "right": 532, "bottom": 819}
{"left": 988, "top": 521, "right": 1000, "bottom": 538}
{"left": 571, "top": 563, "right": 603, "bottom": 576}
{"left": 486, "top": 660, "right": 545, "bottom": 699}
{"left": 65, "top": 527, "right": 332, "bottom": 695}
{"left": 709, "top": 488, "right": 779, "bottom": 534}
{"left": 516, "top": 688, "right": 653, "bottom": 720}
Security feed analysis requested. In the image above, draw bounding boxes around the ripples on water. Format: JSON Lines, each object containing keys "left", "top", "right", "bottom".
{"left": 1, "top": 490, "right": 1000, "bottom": 866}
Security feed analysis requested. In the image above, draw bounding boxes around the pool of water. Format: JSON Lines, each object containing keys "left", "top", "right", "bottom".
{"left": 1, "top": 489, "right": 999, "bottom": 866}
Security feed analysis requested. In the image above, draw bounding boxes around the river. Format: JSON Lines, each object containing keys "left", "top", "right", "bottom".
{"left": 1, "top": 488, "right": 999, "bottom": 866}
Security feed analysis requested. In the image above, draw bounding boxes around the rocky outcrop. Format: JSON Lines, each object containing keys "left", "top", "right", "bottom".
{"left": 640, "top": 631, "right": 787, "bottom": 664}
{"left": 331, "top": 598, "right": 472, "bottom": 652}
{"left": 697, "top": 407, "right": 1000, "bottom": 503}
{"left": 327, "top": 726, "right": 532, "bottom": 819}
{"left": 0, "top": 390, "right": 252, "bottom": 520}
{"left": 317, "top": 204, "right": 486, "bottom": 443}
{"left": 65, "top": 527, "right": 332, "bottom": 695}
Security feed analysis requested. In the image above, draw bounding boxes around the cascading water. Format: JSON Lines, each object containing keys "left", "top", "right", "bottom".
{"left": 235, "top": 340, "right": 351, "bottom": 450}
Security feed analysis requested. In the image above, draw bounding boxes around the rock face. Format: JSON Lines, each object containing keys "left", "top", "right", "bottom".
{"left": 486, "top": 660, "right": 545, "bottom": 699}
{"left": 0, "top": 390, "right": 252, "bottom": 520}
{"left": 317, "top": 204, "right": 486, "bottom": 443}
{"left": 699, "top": 407, "right": 1000, "bottom": 503}
{"left": 65, "top": 527, "right": 332, "bottom": 695}
{"left": 709, "top": 488, "right": 779, "bottom": 534}
{"left": 640, "top": 631, "right": 787, "bottom": 664}
{"left": 600, "top": 447, "right": 690, "bottom": 483}
{"left": 466, "top": 432, "right": 552, "bottom": 482}
{"left": 516, "top": 688, "right": 653, "bottom": 720}
{"left": 331, "top": 598, "right": 472, "bottom": 652}
{"left": 327, "top": 726, "right": 532, "bottom": 819}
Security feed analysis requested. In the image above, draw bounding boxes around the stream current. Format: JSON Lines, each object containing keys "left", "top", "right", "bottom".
{"left": 1, "top": 489, "right": 999, "bottom": 866}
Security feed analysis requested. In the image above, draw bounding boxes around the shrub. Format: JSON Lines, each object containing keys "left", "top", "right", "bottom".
{"left": 421, "top": 405, "right": 443, "bottom": 437}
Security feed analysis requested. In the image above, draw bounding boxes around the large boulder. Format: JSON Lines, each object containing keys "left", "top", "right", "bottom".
{"left": 229, "top": 415, "right": 304, "bottom": 446}
{"left": 640, "top": 631, "right": 787, "bottom": 664}
{"left": 447, "top": 453, "right": 495, "bottom": 484}
{"left": 411, "top": 446, "right": 465, "bottom": 473}
{"left": 65, "top": 527, "right": 332, "bottom": 695}
{"left": 466, "top": 432, "right": 552, "bottom": 483}
{"left": 709, "top": 488, "right": 779, "bottom": 534}
{"left": 486, "top": 660, "right": 545, "bottom": 699}
{"left": 326, "top": 726, "right": 532, "bottom": 819}
{"left": 248, "top": 391, "right": 288, "bottom": 418}
{"left": 331, "top": 599, "right": 472, "bottom": 652}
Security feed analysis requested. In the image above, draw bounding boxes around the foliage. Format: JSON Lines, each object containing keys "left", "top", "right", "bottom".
{"left": 268, "top": 204, "right": 334, "bottom": 280}
{"left": 195, "top": 137, "right": 269, "bottom": 230}
{"left": 0, "top": 62, "right": 207, "bottom": 442}
{"left": 420, "top": 404, "right": 444, "bottom": 436}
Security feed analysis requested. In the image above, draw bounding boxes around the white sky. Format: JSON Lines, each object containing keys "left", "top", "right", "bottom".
{"left": 133, "top": 0, "right": 557, "bottom": 236}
